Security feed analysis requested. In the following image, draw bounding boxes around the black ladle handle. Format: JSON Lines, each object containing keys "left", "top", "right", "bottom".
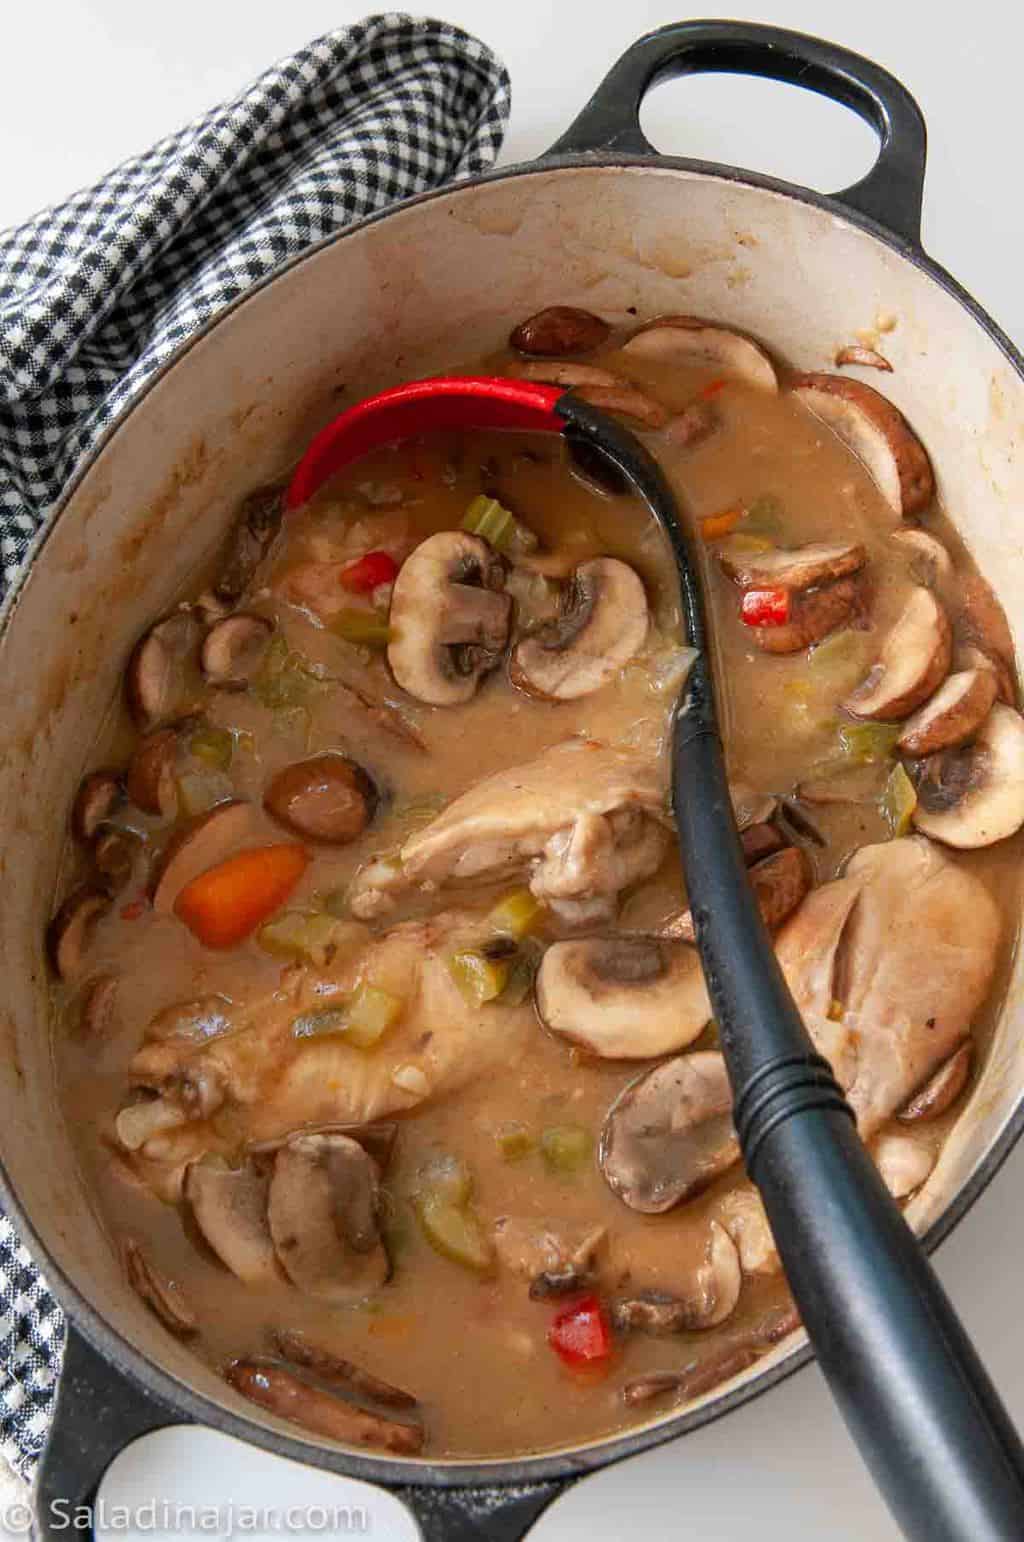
{"left": 558, "top": 398, "right": 1024, "bottom": 1542}
{"left": 545, "top": 18, "right": 927, "bottom": 247}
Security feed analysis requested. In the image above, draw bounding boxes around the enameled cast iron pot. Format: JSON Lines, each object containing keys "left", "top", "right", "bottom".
{"left": 6, "top": 21, "right": 1024, "bottom": 1541}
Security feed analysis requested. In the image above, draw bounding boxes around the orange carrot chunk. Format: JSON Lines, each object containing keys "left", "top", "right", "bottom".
{"left": 699, "top": 507, "right": 742, "bottom": 542}
{"left": 174, "top": 844, "right": 309, "bottom": 948}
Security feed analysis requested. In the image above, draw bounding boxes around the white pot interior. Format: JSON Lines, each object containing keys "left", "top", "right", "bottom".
{"left": 2, "top": 161, "right": 1022, "bottom": 1463}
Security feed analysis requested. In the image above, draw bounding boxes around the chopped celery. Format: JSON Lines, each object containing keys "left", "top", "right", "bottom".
{"left": 417, "top": 1154, "right": 473, "bottom": 1206}
{"left": 540, "top": 1124, "right": 592, "bottom": 1176}
{"left": 448, "top": 949, "right": 509, "bottom": 1006}
{"left": 345, "top": 982, "right": 404, "bottom": 1047}
{"left": 838, "top": 721, "right": 903, "bottom": 765}
{"left": 488, "top": 888, "right": 543, "bottom": 939}
{"left": 331, "top": 609, "right": 392, "bottom": 648}
{"left": 882, "top": 761, "right": 918, "bottom": 837}
{"left": 716, "top": 532, "right": 774, "bottom": 562}
{"left": 462, "top": 494, "right": 538, "bottom": 555}
{"left": 322, "top": 888, "right": 351, "bottom": 919}
{"left": 175, "top": 769, "right": 232, "bottom": 817}
{"left": 258, "top": 909, "right": 348, "bottom": 965}
{"left": 414, "top": 1193, "right": 494, "bottom": 1273}
{"left": 190, "top": 724, "right": 233, "bottom": 771}
{"left": 809, "top": 628, "right": 861, "bottom": 672}
{"left": 252, "top": 638, "right": 327, "bottom": 709}
{"left": 232, "top": 728, "right": 257, "bottom": 758}
{"left": 292, "top": 1007, "right": 351, "bottom": 1040}
{"left": 496, "top": 1124, "right": 536, "bottom": 1162}
{"left": 395, "top": 793, "right": 449, "bottom": 830}
{"left": 742, "top": 493, "right": 784, "bottom": 537}
{"left": 498, "top": 952, "right": 538, "bottom": 1008}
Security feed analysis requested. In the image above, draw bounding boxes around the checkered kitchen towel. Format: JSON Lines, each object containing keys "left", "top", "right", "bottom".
{"left": 0, "top": 14, "right": 509, "bottom": 1473}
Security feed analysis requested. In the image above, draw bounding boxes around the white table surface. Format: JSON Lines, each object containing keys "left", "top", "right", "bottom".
{"left": 4, "top": 3, "right": 1024, "bottom": 1538}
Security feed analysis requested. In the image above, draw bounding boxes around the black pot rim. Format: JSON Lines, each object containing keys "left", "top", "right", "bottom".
{"left": 4, "top": 147, "right": 1024, "bottom": 1492}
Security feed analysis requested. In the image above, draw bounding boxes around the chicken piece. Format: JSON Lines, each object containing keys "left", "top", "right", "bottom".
{"left": 775, "top": 837, "right": 999, "bottom": 1137}
{"left": 350, "top": 739, "right": 671, "bottom": 925}
{"left": 126, "top": 914, "right": 534, "bottom": 1158}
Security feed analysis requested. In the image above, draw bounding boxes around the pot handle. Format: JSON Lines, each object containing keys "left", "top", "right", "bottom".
{"left": 544, "top": 20, "right": 927, "bottom": 247}
{"left": 396, "top": 1479, "right": 567, "bottom": 1541}
{"left": 32, "top": 1323, "right": 189, "bottom": 1539}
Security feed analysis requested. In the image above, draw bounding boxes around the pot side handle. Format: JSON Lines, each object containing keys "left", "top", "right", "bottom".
{"left": 544, "top": 20, "right": 927, "bottom": 247}
{"left": 396, "top": 1479, "right": 567, "bottom": 1541}
{"left": 32, "top": 1323, "right": 189, "bottom": 1540}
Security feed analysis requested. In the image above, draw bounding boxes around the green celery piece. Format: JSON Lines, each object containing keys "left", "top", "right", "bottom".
{"left": 882, "top": 761, "right": 918, "bottom": 836}
{"left": 540, "top": 1123, "right": 591, "bottom": 1175}
{"left": 838, "top": 721, "right": 903, "bottom": 764}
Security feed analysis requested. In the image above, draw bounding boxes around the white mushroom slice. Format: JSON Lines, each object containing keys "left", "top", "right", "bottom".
{"left": 791, "top": 373, "right": 934, "bottom": 517}
{"left": 612, "top": 1222, "right": 741, "bottom": 1333}
{"left": 714, "top": 1186, "right": 781, "bottom": 1277}
{"left": 897, "top": 669, "right": 997, "bottom": 756}
{"left": 718, "top": 541, "right": 866, "bottom": 591}
{"left": 599, "top": 1052, "right": 739, "bottom": 1212}
{"left": 150, "top": 801, "right": 257, "bottom": 913}
{"left": 898, "top": 1041, "right": 973, "bottom": 1124}
{"left": 492, "top": 1218, "right": 606, "bottom": 1292}
{"left": 622, "top": 316, "right": 778, "bottom": 392}
{"left": 843, "top": 586, "right": 951, "bottom": 720}
{"left": 200, "top": 613, "right": 273, "bottom": 687}
{"left": 122, "top": 1237, "right": 197, "bottom": 1335}
{"left": 185, "top": 1157, "right": 279, "bottom": 1285}
{"left": 387, "top": 531, "right": 511, "bottom": 706}
{"left": 912, "top": 702, "right": 1024, "bottom": 847}
{"left": 873, "top": 1131, "right": 937, "bottom": 1199}
{"left": 536, "top": 936, "right": 711, "bottom": 1059}
{"left": 267, "top": 1133, "right": 389, "bottom": 1302}
{"left": 889, "top": 527, "right": 953, "bottom": 589}
{"left": 510, "top": 558, "right": 649, "bottom": 700}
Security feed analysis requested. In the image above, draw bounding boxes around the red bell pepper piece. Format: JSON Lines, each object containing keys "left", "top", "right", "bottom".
{"left": 548, "top": 1294, "right": 612, "bottom": 1366}
{"left": 339, "top": 550, "right": 399, "bottom": 593}
{"left": 740, "top": 587, "right": 791, "bottom": 627}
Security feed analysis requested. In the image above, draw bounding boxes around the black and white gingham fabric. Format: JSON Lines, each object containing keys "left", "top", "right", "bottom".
{"left": 0, "top": 13, "right": 509, "bottom": 1475}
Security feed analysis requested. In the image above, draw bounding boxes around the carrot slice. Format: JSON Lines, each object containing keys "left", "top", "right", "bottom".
{"left": 174, "top": 844, "right": 309, "bottom": 948}
{"left": 699, "top": 507, "right": 742, "bottom": 542}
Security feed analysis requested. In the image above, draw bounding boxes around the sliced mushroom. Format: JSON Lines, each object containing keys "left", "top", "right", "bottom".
{"left": 126, "top": 725, "right": 181, "bottom": 815}
{"left": 125, "top": 609, "right": 200, "bottom": 729}
{"left": 215, "top": 484, "right": 284, "bottom": 603}
{"left": 898, "top": 1040, "right": 973, "bottom": 1124}
{"left": 959, "top": 573, "right": 1015, "bottom": 666}
{"left": 889, "top": 527, "right": 953, "bottom": 589}
{"left": 913, "top": 702, "right": 1024, "bottom": 847}
{"left": 263, "top": 754, "right": 377, "bottom": 844}
{"left": 740, "top": 821, "right": 786, "bottom": 865}
{"left": 873, "top": 1130, "right": 937, "bottom": 1199}
{"left": 150, "top": 800, "right": 256, "bottom": 912}
{"left": 201, "top": 613, "right": 273, "bottom": 687}
{"left": 612, "top": 1222, "right": 741, "bottom": 1333}
{"left": 509, "top": 305, "right": 610, "bottom": 357}
{"left": 47, "top": 887, "right": 109, "bottom": 981}
{"left": 835, "top": 344, "right": 892, "bottom": 372}
{"left": 664, "top": 399, "right": 717, "bottom": 449}
{"left": 659, "top": 846, "right": 809, "bottom": 942}
{"left": 510, "top": 558, "right": 649, "bottom": 700}
{"left": 536, "top": 936, "right": 710, "bottom": 1059}
{"left": 273, "top": 1328, "right": 417, "bottom": 1409}
{"left": 493, "top": 1217, "right": 605, "bottom": 1291}
{"left": 247, "top": 1121, "right": 397, "bottom": 1170}
{"left": 843, "top": 586, "right": 951, "bottom": 720}
{"left": 955, "top": 644, "right": 1016, "bottom": 707}
{"left": 719, "top": 541, "right": 867, "bottom": 591}
{"left": 267, "top": 1133, "right": 389, "bottom": 1302}
{"left": 791, "top": 373, "right": 934, "bottom": 518}
{"left": 622, "top": 316, "right": 778, "bottom": 392}
{"left": 751, "top": 575, "right": 866, "bottom": 655}
{"left": 897, "top": 669, "right": 997, "bottom": 756}
{"left": 72, "top": 770, "right": 123, "bottom": 843}
{"left": 622, "top": 1301, "right": 801, "bottom": 1407}
{"left": 121, "top": 1237, "right": 197, "bottom": 1335}
{"left": 225, "top": 1359, "right": 423, "bottom": 1453}
{"left": 573, "top": 383, "right": 669, "bottom": 430}
{"left": 93, "top": 827, "right": 142, "bottom": 893}
{"left": 600, "top": 1052, "right": 739, "bottom": 1213}
{"left": 714, "top": 1185, "right": 781, "bottom": 1276}
{"left": 510, "top": 361, "right": 619, "bottom": 388}
{"left": 387, "top": 531, "right": 511, "bottom": 706}
{"left": 79, "top": 973, "right": 119, "bottom": 1038}
{"left": 186, "top": 1156, "right": 278, "bottom": 1284}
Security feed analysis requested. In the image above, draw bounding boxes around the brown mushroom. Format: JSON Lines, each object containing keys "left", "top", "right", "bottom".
{"left": 898, "top": 1041, "right": 973, "bottom": 1124}
{"left": 215, "top": 484, "right": 285, "bottom": 602}
{"left": 622, "top": 1301, "right": 801, "bottom": 1407}
{"left": 93, "top": 827, "right": 142, "bottom": 893}
{"left": 225, "top": 1358, "right": 423, "bottom": 1453}
{"left": 612, "top": 1222, "right": 741, "bottom": 1333}
{"left": 201, "top": 613, "right": 273, "bottom": 688}
{"left": 126, "top": 719, "right": 205, "bottom": 816}
{"left": 535, "top": 936, "right": 711, "bottom": 1059}
{"left": 897, "top": 669, "right": 997, "bottom": 756}
{"left": 573, "top": 383, "right": 669, "bottom": 429}
{"left": 263, "top": 754, "right": 378, "bottom": 844}
{"left": 47, "top": 887, "right": 110, "bottom": 981}
{"left": 509, "top": 305, "right": 610, "bottom": 357}
{"left": 387, "top": 531, "right": 511, "bottom": 706}
{"left": 718, "top": 541, "right": 867, "bottom": 591}
{"left": 267, "top": 1133, "right": 390, "bottom": 1302}
{"left": 889, "top": 527, "right": 953, "bottom": 589}
{"left": 125, "top": 609, "right": 200, "bottom": 729}
{"left": 121, "top": 1237, "right": 197, "bottom": 1335}
{"left": 843, "top": 586, "right": 951, "bottom": 720}
{"left": 599, "top": 1052, "right": 739, "bottom": 1213}
{"left": 272, "top": 1328, "right": 418, "bottom": 1410}
{"left": 659, "top": 846, "right": 809, "bottom": 942}
{"left": 790, "top": 373, "right": 934, "bottom": 517}
{"left": 186, "top": 1156, "right": 279, "bottom": 1285}
{"left": 740, "top": 821, "right": 786, "bottom": 865}
{"left": 622, "top": 316, "right": 778, "bottom": 392}
{"left": 835, "top": 344, "right": 893, "bottom": 372}
{"left": 751, "top": 575, "right": 866, "bottom": 655}
{"left": 912, "top": 703, "right": 1024, "bottom": 848}
{"left": 873, "top": 1130, "right": 937, "bottom": 1199}
{"left": 150, "top": 800, "right": 257, "bottom": 912}
{"left": 79, "top": 974, "right": 120, "bottom": 1038}
{"left": 510, "top": 558, "right": 649, "bottom": 700}
{"left": 72, "top": 771, "right": 123, "bottom": 843}
{"left": 247, "top": 1121, "right": 397, "bottom": 1170}
{"left": 955, "top": 644, "right": 1016, "bottom": 707}
{"left": 959, "top": 573, "right": 1015, "bottom": 666}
